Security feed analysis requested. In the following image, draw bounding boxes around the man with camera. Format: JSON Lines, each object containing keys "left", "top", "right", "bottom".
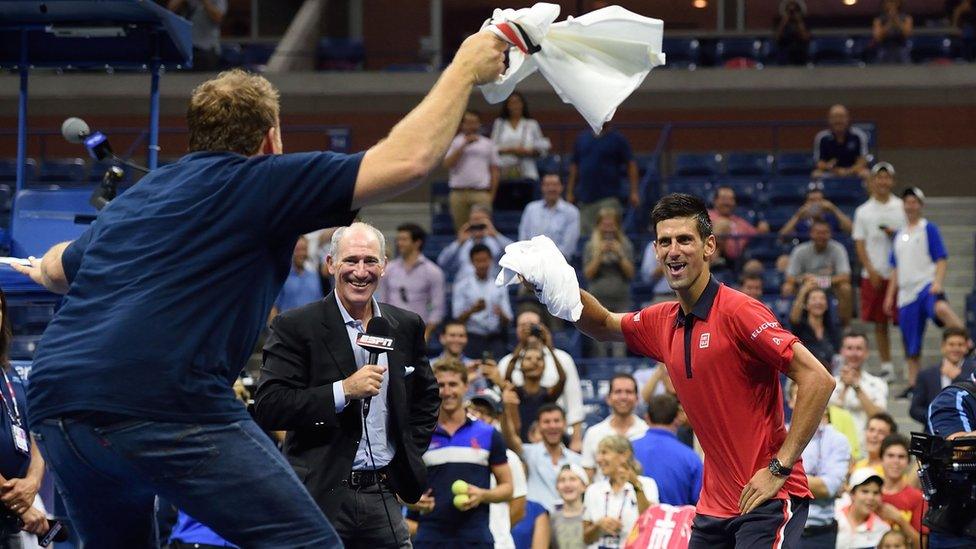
{"left": 451, "top": 244, "right": 513, "bottom": 360}
{"left": 924, "top": 371, "right": 976, "bottom": 547}
{"left": 437, "top": 205, "right": 512, "bottom": 282}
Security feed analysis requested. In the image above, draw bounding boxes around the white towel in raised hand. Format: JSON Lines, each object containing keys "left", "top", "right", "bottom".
{"left": 495, "top": 235, "right": 583, "bottom": 322}
{"left": 480, "top": 2, "right": 665, "bottom": 133}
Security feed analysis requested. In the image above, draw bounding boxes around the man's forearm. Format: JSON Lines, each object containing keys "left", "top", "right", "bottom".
{"left": 779, "top": 345, "right": 836, "bottom": 467}
{"left": 483, "top": 482, "right": 513, "bottom": 504}
{"left": 575, "top": 290, "right": 625, "bottom": 342}
{"left": 934, "top": 258, "right": 947, "bottom": 288}
{"left": 40, "top": 242, "right": 71, "bottom": 294}
{"left": 856, "top": 388, "right": 884, "bottom": 418}
{"left": 854, "top": 241, "right": 874, "bottom": 274}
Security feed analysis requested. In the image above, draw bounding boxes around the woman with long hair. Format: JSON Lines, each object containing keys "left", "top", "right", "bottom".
{"left": 583, "top": 208, "right": 635, "bottom": 357}
{"left": 789, "top": 280, "right": 841, "bottom": 370}
{"left": 0, "top": 288, "right": 52, "bottom": 544}
{"left": 581, "top": 435, "right": 658, "bottom": 548}
{"left": 490, "top": 92, "right": 549, "bottom": 183}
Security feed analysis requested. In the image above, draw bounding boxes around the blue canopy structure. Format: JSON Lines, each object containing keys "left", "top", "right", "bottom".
{"left": 0, "top": 0, "right": 191, "bottom": 296}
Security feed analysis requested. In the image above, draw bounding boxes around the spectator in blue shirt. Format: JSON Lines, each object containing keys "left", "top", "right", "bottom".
{"left": 631, "top": 394, "right": 703, "bottom": 506}
{"left": 14, "top": 34, "right": 508, "bottom": 547}
{"left": 778, "top": 187, "right": 853, "bottom": 239}
{"left": 518, "top": 174, "right": 580, "bottom": 260}
{"left": 406, "top": 359, "right": 513, "bottom": 548}
{"left": 271, "top": 235, "right": 323, "bottom": 316}
{"left": 566, "top": 127, "right": 640, "bottom": 234}
{"left": 437, "top": 205, "right": 513, "bottom": 282}
{"left": 812, "top": 105, "right": 869, "bottom": 179}
{"left": 452, "top": 243, "right": 512, "bottom": 360}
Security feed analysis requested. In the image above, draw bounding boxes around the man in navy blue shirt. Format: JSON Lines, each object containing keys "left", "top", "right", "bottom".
{"left": 13, "top": 32, "right": 507, "bottom": 547}
{"left": 406, "top": 359, "right": 512, "bottom": 548}
{"left": 812, "top": 104, "right": 870, "bottom": 179}
{"left": 632, "top": 393, "right": 703, "bottom": 506}
{"left": 566, "top": 126, "right": 640, "bottom": 234}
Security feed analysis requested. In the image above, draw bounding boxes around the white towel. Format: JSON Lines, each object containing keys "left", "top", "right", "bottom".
{"left": 495, "top": 235, "right": 583, "bottom": 322}
{"left": 480, "top": 3, "right": 666, "bottom": 133}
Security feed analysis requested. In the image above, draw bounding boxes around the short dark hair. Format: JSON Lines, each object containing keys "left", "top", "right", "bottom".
{"left": 880, "top": 433, "right": 909, "bottom": 456}
{"left": 469, "top": 243, "right": 492, "bottom": 260}
{"left": 499, "top": 91, "right": 531, "bottom": 120}
{"left": 714, "top": 185, "right": 735, "bottom": 198}
{"left": 537, "top": 403, "right": 566, "bottom": 420}
{"left": 810, "top": 219, "right": 832, "bottom": 231}
{"left": 440, "top": 320, "right": 466, "bottom": 334}
{"left": 650, "top": 193, "right": 713, "bottom": 240}
{"left": 842, "top": 327, "right": 869, "bottom": 346}
{"left": 943, "top": 326, "right": 969, "bottom": 342}
{"left": 397, "top": 222, "right": 427, "bottom": 249}
{"left": 868, "top": 412, "right": 898, "bottom": 433}
{"left": 647, "top": 394, "right": 679, "bottom": 425}
{"left": 610, "top": 373, "right": 639, "bottom": 394}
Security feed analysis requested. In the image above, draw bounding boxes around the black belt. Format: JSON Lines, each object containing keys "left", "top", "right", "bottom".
{"left": 802, "top": 520, "right": 838, "bottom": 536}
{"left": 343, "top": 467, "right": 390, "bottom": 489}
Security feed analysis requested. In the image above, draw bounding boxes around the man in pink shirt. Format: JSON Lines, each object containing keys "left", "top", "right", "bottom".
{"left": 707, "top": 185, "right": 769, "bottom": 263}
{"left": 443, "top": 109, "right": 500, "bottom": 231}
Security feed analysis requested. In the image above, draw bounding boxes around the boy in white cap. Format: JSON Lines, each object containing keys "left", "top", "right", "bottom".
{"left": 836, "top": 468, "right": 891, "bottom": 548}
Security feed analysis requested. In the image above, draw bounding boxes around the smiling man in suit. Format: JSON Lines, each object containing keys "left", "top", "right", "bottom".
{"left": 254, "top": 221, "right": 439, "bottom": 548}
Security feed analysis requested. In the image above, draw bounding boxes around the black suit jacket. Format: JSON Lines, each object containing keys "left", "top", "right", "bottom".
{"left": 910, "top": 361, "right": 976, "bottom": 425}
{"left": 253, "top": 292, "right": 440, "bottom": 518}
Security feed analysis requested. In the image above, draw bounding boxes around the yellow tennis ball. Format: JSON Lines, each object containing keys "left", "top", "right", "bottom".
{"left": 453, "top": 494, "right": 470, "bottom": 509}
{"left": 451, "top": 480, "right": 469, "bottom": 495}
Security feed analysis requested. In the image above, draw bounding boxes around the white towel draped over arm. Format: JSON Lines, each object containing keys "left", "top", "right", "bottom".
{"left": 480, "top": 2, "right": 666, "bottom": 133}
{"left": 495, "top": 236, "right": 584, "bottom": 322}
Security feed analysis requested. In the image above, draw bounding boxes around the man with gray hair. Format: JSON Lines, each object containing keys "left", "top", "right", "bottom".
{"left": 256, "top": 221, "right": 439, "bottom": 548}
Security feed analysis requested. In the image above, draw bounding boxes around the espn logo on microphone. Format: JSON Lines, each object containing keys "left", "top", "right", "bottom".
{"left": 356, "top": 333, "right": 394, "bottom": 351}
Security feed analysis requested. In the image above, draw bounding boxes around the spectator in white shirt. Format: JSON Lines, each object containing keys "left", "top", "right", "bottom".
{"left": 518, "top": 174, "right": 580, "bottom": 260}
{"left": 581, "top": 374, "right": 649, "bottom": 482}
{"left": 452, "top": 243, "right": 512, "bottom": 360}
{"left": 490, "top": 92, "right": 549, "bottom": 183}
{"left": 835, "top": 468, "right": 891, "bottom": 549}
{"left": 582, "top": 435, "right": 658, "bottom": 549}
{"left": 829, "top": 329, "right": 888, "bottom": 435}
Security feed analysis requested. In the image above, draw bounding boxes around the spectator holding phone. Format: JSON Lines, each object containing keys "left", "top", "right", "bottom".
{"left": 443, "top": 109, "right": 500, "bottom": 231}
{"left": 437, "top": 204, "right": 512, "bottom": 282}
{"left": 504, "top": 342, "right": 567, "bottom": 441}
{"left": 452, "top": 244, "right": 513, "bottom": 359}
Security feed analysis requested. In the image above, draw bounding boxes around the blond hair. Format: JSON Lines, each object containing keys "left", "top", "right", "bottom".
{"left": 589, "top": 207, "right": 624, "bottom": 247}
{"left": 433, "top": 357, "right": 468, "bottom": 384}
{"left": 187, "top": 69, "right": 280, "bottom": 155}
{"left": 598, "top": 434, "right": 643, "bottom": 475}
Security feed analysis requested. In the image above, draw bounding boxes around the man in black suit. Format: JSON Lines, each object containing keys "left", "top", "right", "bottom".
{"left": 254, "top": 222, "right": 439, "bottom": 548}
{"left": 910, "top": 326, "right": 975, "bottom": 426}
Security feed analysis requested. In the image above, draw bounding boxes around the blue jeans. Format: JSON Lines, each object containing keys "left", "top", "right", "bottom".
{"left": 31, "top": 414, "right": 342, "bottom": 548}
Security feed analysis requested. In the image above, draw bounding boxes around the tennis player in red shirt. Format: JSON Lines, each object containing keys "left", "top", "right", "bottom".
{"left": 573, "top": 193, "right": 836, "bottom": 547}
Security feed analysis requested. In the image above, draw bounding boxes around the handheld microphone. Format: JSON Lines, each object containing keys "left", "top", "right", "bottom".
{"left": 355, "top": 316, "right": 394, "bottom": 417}
{"left": 60, "top": 117, "right": 150, "bottom": 173}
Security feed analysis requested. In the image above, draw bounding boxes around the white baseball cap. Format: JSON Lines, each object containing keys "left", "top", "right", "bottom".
{"left": 848, "top": 467, "right": 883, "bottom": 491}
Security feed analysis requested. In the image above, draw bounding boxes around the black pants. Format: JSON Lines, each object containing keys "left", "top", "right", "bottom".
{"left": 688, "top": 497, "right": 808, "bottom": 548}
{"left": 330, "top": 481, "right": 410, "bottom": 549}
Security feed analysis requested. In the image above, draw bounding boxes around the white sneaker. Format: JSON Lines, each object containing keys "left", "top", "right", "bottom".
{"left": 877, "top": 362, "right": 895, "bottom": 379}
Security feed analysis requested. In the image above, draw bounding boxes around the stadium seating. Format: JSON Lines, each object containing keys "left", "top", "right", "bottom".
{"left": 661, "top": 37, "right": 701, "bottom": 69}
{"left": 317, "top": 37, "right": 365, "bottom": 70}
{"left": 776, "top": 152, "right": 815, "bottom": 176}
{"left": 809, "top": 37, "right": 858, "bottom": 66}
{"left": 910, "top": 35, "right": 956, "bottom": 64}
{"left": 725, "top": 152, "right": 773, "bottom": 177}
{"left": 672, "top": 152, "right": 722, "bottom": 177}
{"left": 764, "top": 178, "right": 809, "bottom": 206}
{"left": 38, "top": 158, "right": 86, "bottom": 185}
{"left": 715, "top": 178, "right": 761, "bottom": 208}
{"left": 715, "top": 37, "right": 768, "bottom": 66}
{"left": 665, "top": 178, "right": 711, "bottom": 200}
{"left": 0, "top": 158, "right": 37, "bottom": 185}
{"left": 818, "top": 177, "right": 867, "bottom": 206}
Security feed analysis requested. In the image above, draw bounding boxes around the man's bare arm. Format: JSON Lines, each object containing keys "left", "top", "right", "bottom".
{"left": 779, "top": 343, "right": 836, "bottom": 467}
{"left": 12, "top": 241, "right": 72, "bottom": 294}
{"left": 574, "top": 290, "right": 626, "bottom": 343}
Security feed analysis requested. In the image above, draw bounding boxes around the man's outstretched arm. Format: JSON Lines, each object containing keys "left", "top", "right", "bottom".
{"left": 574, "top": 290, "right": 626, "bottom": 343}
{"left": 12, "top": 241, "right": 72, "bottom": 294}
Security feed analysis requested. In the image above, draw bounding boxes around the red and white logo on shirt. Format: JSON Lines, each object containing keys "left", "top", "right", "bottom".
{"left": 699, "top": 333, "right": 710, "bottom": 348}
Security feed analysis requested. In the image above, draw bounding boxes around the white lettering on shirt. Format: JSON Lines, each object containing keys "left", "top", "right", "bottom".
{"left": 750, "top": 321, "right": 780, "bottom": 340}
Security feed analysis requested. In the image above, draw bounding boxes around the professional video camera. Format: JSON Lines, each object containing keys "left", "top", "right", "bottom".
{"left": 909, "top": 431, "right": 976, "bottom": 538}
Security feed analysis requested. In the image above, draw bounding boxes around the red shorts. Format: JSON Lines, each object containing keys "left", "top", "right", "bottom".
{"left": 860, "top": 277, "right": 897, "bottom": 323}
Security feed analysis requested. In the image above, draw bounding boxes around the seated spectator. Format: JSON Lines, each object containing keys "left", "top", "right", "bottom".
{"left": 466, "top": 390, "right": 530, "bottom": 549}
{"left": 878, "top": 434, "right": 923, "bottom": 548}
{"left": 443, "top": 109, "right": 500, "bottom": 231}
{"left": 504, "top": 343, "right": 567, "bottom": 441}
{"left": 782, "top": 220, "right": 853, "bottom": 325}
{"left": 582, "top": 208, "right": 635, "bottom": 357}
{"left": 873, "top": 0, "right": 913, "bottom": 64}
{"left": 775, "top": 0, "right": 810, "bottom": 65}
{"left": 167, "top": 0, "right": 226, "bottom": 71}
{"left": 741, "top": 272, "right": 792, "bottom": 324}
{"left": 952, "top": 0, "right": 976, "bottom": 61}
{"left": 379, "top": 222, "right": 445, "bottom": 340}
{"left": 566, "top": 125, "right": 639, "bottom": 234}
{"left": 581, "top": 374, "right": 648, "bottom": 482}
{"left": 582, "top": 435, "right": 658, "bottom": 548}
{"left": 437, "top": 320, "right": 471, "bottom": 364}
{"left": 500, "top": 310, "right": 586, "bottom": 452}
{"left": 437, "top": 204, "right": 513, "bottom": 280}
{"left": 877, "top": 529, "right": 911, "bottom": 549}
{"left": 813, "top": 105, "right": 870, "bottom": 179}
{"left": 451, "top": 243, "right": 513, "bottom": 359}
{"left": 853, "top": 412, "right": 898, "bottom": 473}
{"left": 830, "top": 330, "right": 888, "bottom": 436}
{"left": 631, "top": 394, "right": 703, "bottom": 506}
{"left": 549, "top": 464, "right": 589, "bottom": 549}
{"left": 518, "top": 173, "right": 580, "bottom": 259}
{"left": 779, "top": 187, "right": 853, "bottom": 239}
{"left": 708, "top": 185, "right": 769, "bottom": 265}
{"left": 790, "top": 281, "right": 842, "bottom": 368}
{"left": 836, "top": 468, "right": 892, "bottom": 548}
{"left": 271, "top": 235, "right": 323, "bottom": 316}
{"left": 884, "top": 186, "right": 967, "bottom": 397}
{"left": 910, "top": 327, "right": 975, "bottom": 426}
{"left": 491, "top": 92, "right": 549, "bottom": 184}
{"left": 786, "top": 381, "right": 851, "bottom": 549}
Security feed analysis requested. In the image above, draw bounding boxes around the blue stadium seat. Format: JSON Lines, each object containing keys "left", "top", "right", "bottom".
{"left": 818, "top": 177, "right": 866, "bottom": 206}
{"left": 763, "top": 178, "right": 809, "bottom": 207}
{"left": 10, "top": 335, "right": 40, "bottom": 361}
{"left": 422, "top": 235, "right": 454, "bottom": 264}
{"left": 911, "top": 35, "right": 956, "bottom": 64}
{"left": 776, "top": 152, "right": 815, "bottom": 176}
{"left": 431, "top": 212, "right": 453, "bottom": 236}
{"left": 714, "top": 178, "right": 761, "bottom": 208}
{"left": 242, "top": 42, "right": 276, "bottom": 70}
{"left": 38, "top": 158, "right": 86, "bottom": 185}
{"left": 662, "top": 38, "right": 701, "bottom": 69}
{"left": 0, "top": 158, "right": 37, "bottom": 184}
{"left": 0, "top": 184, "right": 11, "bottom": 213}
{"left": 733, "top": 208, "right": 758, "bottom": 226}
{"left": 8, "top": 303, "right": 56, "bottom": 334}
{"left": 317, "top": 37, "right": 365, "bottom": 70}
{"left": 809, "top": 37, "right": 857, "bottom": 66}
{"left": 666, "top": 177, "right": 712, "bottom": 200}
{"left": 672, "top": 153, "right": 722, "bottom": 177}
{"left": 715, "top": 37, "right": 767, "bottom": 65}
{"left": 760, "top": 205, "right": 800, "bottom": 232}
{"left": 494, "top": 210, "right": 522, "bottom": 236}
{"left": 553, "top": 329, "right": 583, "bottom": 359}
{"left": 11, "top": 189, "right": 96, "bottom": 258}
{"left": 219, "top": 42, "right": 243, "bottom": 68}
{"left": 744, "top": 234, "right": 788, "bottom": 264}
{"left": 536, "top": 154, "right": 563, "bottom": 177}
{"left": 725, "top": 152, "right": 772, "bottom": 177}
{"left": 430, "top": 180, "right": 449, "bottom": 198}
